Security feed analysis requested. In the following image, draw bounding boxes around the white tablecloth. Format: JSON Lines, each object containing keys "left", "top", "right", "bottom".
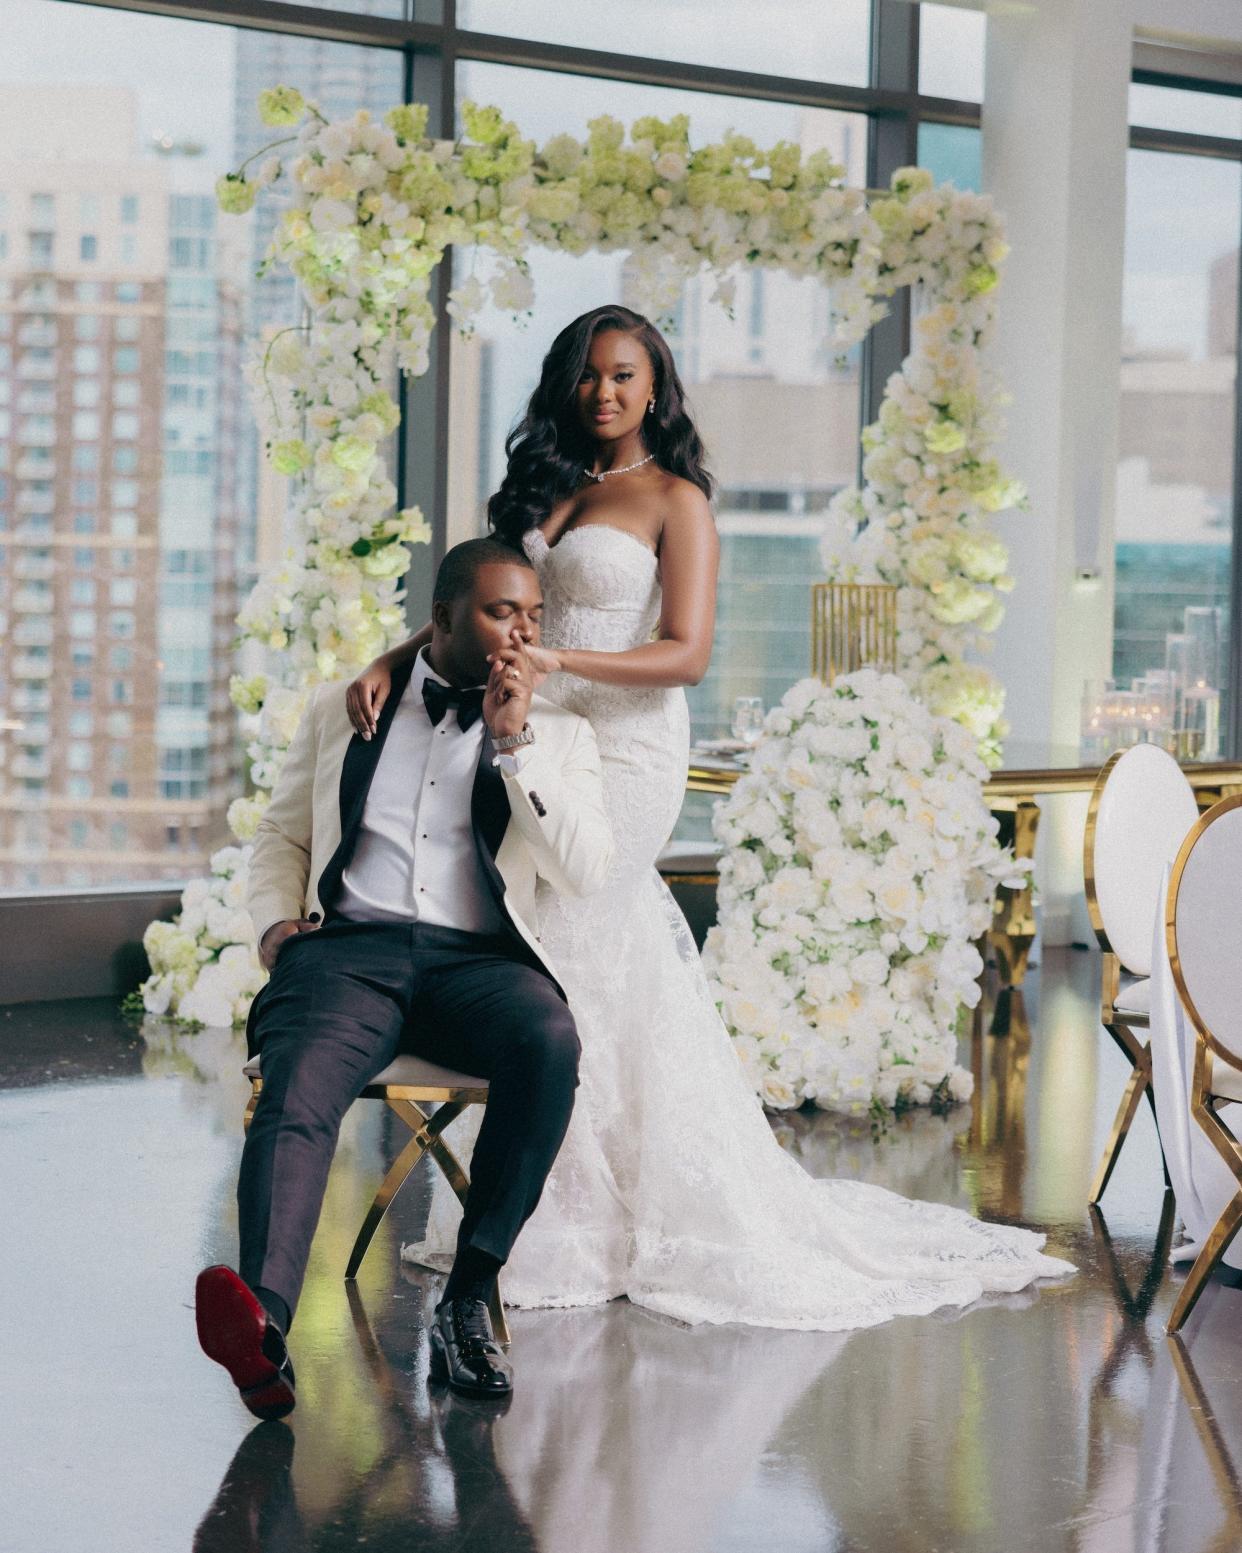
{"left": 1148, "top": 861, "right": 1242, "bottom": 1269}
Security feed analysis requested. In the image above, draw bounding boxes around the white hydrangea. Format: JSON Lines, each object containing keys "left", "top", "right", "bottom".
{"left": 704, "top": 671, "right": 1026, "bottom": 1116}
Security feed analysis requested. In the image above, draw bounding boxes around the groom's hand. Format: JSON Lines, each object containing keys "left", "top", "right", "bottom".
{"left": 483, "top": 637, "right": 534, "bottom": 742}
{"left": 259, "top": 917, "right": 320, "bottom": 972}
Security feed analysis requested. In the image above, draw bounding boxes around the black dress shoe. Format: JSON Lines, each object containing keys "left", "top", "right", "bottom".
{"left": 428, "top": 1298, "right": 513, "bottom": 1398}
{"left": 196, "top": 1265, "right": 297, "bottom": 1421}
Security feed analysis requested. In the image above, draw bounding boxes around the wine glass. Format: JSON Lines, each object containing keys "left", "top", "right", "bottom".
{"left": 731, "top": 696, "right": 765, "bottom": 747}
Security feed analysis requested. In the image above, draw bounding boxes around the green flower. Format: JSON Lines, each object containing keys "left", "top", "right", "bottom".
{"left": 215, "top": 175, "right": 257, "bottom": 215}
{"left": 462, "top": 100, "right": 510, "bottom": 146}
{"left": 965, "top": 263, "right": 999, "bottom": 296}
{"left": 385, "top": 103, "right": 429, "bottom": 143}
{"left": 891, "top": 166, "right": 934, "bottom": 199}
{"left": 270, "top": 439, "right": 311, "bottom": 475}
{"left": 359, "top": 392, "right": 402, "bottom": 435}
{"left": 540, "top": 133, "right": 584, "bottom": 179}
{"left": 330, "top": 435, "right": 377, "bottom": 473}
{"left": 258, "top": 86, "right": 306, "bottom": 127}
{"left": 228, "top": 674, "right": 267, "bottom": 715}
{"left": 360, "top": 546, "right": 412, "bottom": 579}
{"left": 924, "top": 419, "right": 967, "bottom": 455}
{"left": 586, "top": 114, "right": 625, "bottom": 155}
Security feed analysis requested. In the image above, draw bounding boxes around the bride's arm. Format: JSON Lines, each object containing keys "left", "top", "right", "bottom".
{"left": 345, "top": 623, "right": 430, "bottom": 737}
{"left": 537, "top": 489, "right": 719, "bottom": 689}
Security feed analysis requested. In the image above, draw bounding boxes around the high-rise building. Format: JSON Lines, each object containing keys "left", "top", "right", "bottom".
{"left": 0, "top": 86, "right": 244, "bottom": 888}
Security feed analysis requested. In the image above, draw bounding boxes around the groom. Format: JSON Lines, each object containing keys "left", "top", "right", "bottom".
{"left": 195, "top": 537, "right": 613, "bottom": 1412}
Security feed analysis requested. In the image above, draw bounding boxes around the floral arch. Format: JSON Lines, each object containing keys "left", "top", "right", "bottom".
{"left": 139, "top": 85, "right": 1021, "bottom": 1104}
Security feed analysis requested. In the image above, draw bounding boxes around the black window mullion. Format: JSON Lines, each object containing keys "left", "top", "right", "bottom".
{"left": 1226, "top": 160, "right": 1242, "bottom": 757}
{"left": 398, "top": 39, "right": 455, "bottom": 627}
{"left": 861, "top": 0, "right": 918, "bottom": 440}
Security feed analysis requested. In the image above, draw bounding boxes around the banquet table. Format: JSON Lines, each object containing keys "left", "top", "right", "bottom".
{"left": 683, "top": 740, "right": 1242, "bottom": 990}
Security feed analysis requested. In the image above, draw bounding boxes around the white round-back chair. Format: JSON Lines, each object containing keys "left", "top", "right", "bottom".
{"left": 1084, "top": 745, "right": 1200, "bottom": 1201}
{"left": 1165, "top": 794, "right": 1242, "bottom": 1332}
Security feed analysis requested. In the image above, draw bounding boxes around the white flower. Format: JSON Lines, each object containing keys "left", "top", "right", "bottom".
{"left": 705, "top": 670, "right": 1017, "bottom": 1113}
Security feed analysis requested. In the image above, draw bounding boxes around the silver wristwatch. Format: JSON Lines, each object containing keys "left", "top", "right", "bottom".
{"left": 493, "top": 723, "right": 535, "bottom": 752}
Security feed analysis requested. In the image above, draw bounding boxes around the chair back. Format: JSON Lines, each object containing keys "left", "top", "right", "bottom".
{"left": 1167, "top": 793, "right": 1242, "bottom": 1068}
{"left": 1085, "top": 745, "right": 1200, "bottom": 975}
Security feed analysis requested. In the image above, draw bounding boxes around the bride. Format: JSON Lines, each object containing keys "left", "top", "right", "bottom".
{"left": 346, "top": 303, "right": 1072, "bottom": 1331}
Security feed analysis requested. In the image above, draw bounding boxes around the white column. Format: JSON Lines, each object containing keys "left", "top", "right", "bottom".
{"left": 981, "top": 0, "right": 1137, "bottom": 943}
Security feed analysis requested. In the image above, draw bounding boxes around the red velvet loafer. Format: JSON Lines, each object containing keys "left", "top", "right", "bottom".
{"left": 195, "top": 1265, "right": 296, "bottom": 1421}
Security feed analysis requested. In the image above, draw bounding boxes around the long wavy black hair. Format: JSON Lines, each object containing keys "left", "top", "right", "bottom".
{"left": 487, "top": 304, "right": 714, "bottom": 548}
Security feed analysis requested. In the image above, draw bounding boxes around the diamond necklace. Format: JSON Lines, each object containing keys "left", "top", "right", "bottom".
{"left": 585, "top": 452, "right": 655, "bottom": 483}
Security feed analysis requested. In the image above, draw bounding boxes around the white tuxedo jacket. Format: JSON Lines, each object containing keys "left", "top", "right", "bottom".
{"left": 246, "top": 662, "right": 614, "bottom": 990}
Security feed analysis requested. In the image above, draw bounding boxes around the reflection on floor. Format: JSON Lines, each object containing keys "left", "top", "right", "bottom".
{"left": 5, "top": 947, "right": 1242, "bottom": 1553}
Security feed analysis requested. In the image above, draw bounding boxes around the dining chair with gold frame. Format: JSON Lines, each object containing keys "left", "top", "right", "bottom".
{"left": 1164, "top": 792, "right": 1242, "bottom": 1333}
{"left": 1083, "top": 745, "right": 1200, "bottom": 1203}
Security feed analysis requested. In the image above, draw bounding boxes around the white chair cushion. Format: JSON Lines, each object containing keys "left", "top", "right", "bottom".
{"left": 657, "top": 841, "right": 724, "bottom": 874}
{"left": 1171, "top": 803, "right": 1242, "bottom": 1066}
{"left": 243, "top": 1053, "right": 488, "bottom": 1091}
{"left": 1114, "top": 975, "right": 1151, "bottom": 1018}
{"left": 1210, "top": 1053, "right": 1242, "bottom": 1104}
{"left": 1092, "top": 745, "right": 1200, "bottom": 975}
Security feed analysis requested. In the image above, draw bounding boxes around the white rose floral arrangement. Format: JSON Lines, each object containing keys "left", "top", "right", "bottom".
{"left": 702, "top": 671, "right": 1027, "bottom": 1116}
{"left": 130, "top": 847, "right": 267, "bottom": 1030}
{"left": 137, "top": 88, "right": 1020, "bottom": 1027}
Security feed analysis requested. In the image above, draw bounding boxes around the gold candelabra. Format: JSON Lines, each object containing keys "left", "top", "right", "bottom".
{"left": 811, "top": 582, "right": 899, "bottom": 682}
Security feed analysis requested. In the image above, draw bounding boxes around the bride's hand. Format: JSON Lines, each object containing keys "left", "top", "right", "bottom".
{"left": 490, "top": 630, "right": 560, "bottom": 689}
{"left": 346, "top": 659, "right": 393, "bottom": 740}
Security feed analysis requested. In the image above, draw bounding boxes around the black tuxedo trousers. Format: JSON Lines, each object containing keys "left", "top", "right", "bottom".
{"left": 238, "top": 917, "right": 580, "bottom": 1318}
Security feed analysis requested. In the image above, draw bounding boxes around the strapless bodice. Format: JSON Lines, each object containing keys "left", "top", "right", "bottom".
{"left": 523, "top": 524, "right": 661, "bottom": 653}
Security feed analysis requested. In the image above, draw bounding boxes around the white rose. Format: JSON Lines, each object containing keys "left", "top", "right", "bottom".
{"left": 760, "top": 1073, "right": 799, "bottom": 1110}
{"left": 851, "top": 950, "right": 890, "bottom": 988}
{"left": 142, "top": 972, "right": 175, "bottom": 1017}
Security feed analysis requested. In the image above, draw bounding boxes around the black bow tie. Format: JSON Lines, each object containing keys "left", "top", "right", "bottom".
{"left": 421, "top": 677, "right": 485, "bottom": 733}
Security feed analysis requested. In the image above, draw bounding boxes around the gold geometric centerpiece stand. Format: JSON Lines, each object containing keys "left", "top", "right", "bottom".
{"left": 811, "top": 581, "right": 898, "bottom": 681}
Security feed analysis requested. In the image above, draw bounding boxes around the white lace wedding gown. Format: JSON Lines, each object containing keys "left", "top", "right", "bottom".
{"left": 404, "top": 523, "right": 1073, "bottom": 1330}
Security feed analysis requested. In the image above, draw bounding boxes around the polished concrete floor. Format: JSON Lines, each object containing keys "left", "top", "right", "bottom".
{"left": 4, "top": 948, "right": 1242, "bottom": 1553}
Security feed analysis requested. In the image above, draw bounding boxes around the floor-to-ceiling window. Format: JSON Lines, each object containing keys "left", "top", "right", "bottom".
{"left": 1116, "top": 82, "right": 1242, "bottom": 752}
{"left": 0, "top": 0, "right": 997, "bottom": 891}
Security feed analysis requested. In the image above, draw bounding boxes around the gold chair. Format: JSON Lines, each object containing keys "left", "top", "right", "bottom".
{"left": 1165, "top": 793, "right": 1242, "bottom": 1333}
{"left": 1083, "top": 746, "right": 1200, "bottom": 1203}
{"left": 243, "top": 1053, "right": 510, "bottom": 1346}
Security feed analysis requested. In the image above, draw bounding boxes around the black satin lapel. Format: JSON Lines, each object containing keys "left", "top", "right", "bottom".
{"left": 471, "top": 729, "right": 512, "bottom": 906}
{"left": 316, "top": 660, "right": 416, "bottom": 910}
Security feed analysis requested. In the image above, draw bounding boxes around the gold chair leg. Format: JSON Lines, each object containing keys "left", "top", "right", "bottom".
{"left": 1166, "top": 1193, "right": 1242, "bottom": 1333}
{"left": 243, "top": 1080, "right": 260, "bottom": 1133}
{"left": 345, "top": 1098, "right": 467, "bottom": 1282}
{"left": 345, "top": 1111, "right": 435, "bottom": 1281}
{"left": 1089, "top": 1049, "right": 1153, "bottom": 1205}
{"left": 389, "top": 1099, "right": 512, "bottom": 1349}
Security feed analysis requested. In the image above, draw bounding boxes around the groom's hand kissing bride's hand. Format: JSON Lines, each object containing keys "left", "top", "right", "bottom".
{"left": 488, "top": 630, "right": 559, "bottom": 692}
{"left": 483, "top": 636, "right": 534, "bottom": 741}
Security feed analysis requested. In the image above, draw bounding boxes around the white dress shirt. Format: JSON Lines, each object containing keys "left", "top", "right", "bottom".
{"left": 337, "top": 649, "right": 523, "bottom": 934}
